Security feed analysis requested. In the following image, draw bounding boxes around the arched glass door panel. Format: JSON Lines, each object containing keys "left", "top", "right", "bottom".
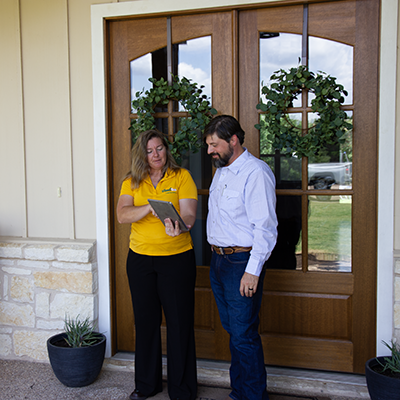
{"left": 130, "top": 36, "right": 212, "bottom": 266}
{"left": 259, "top": 28, "right": 353, "bottom": 273}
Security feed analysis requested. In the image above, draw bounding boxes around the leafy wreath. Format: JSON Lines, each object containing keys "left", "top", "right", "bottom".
{"left": 130, "top": 75, "right": 217, "bottom": 165}
{"left": 255, "top": 65, "right": 353, "bottom": 158}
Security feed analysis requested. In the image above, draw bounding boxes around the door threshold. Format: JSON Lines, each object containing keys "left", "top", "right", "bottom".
{"left": 104, "top": 353, "right": 369, "bottom": 399}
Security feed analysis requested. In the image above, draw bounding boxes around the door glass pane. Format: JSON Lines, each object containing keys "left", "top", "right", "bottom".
{"left": 130, "top": 53, "right": 152, "bottom": 111}
{"left": 178, "top": 36, "right": 212, "bottom": 101}
{"left": 307, "top": 195, "right": 352, "bottom": 272}
{"left": 130, "top": 36, "right": 212, "bottom": 109}
{"left": 192, "top": 194, "right": 212, "bottom": 266}
{"left": 130, "top": 37, "right": 212, "bottom": 265}
{"left": 259, "top": 32, "right": 303, "bottom": 187}
{"left": 265, "top": 194, "right": 302, "bottom": 270}
{"left": 260, "top": 32, "right": 302, "bottom": 107}
{"left": 309, "top": 37, "right": 353, "bottom": 105}
{"left": 308, "top": 111, "right": 353, "bottom": 190}
{"left": 260, "top": 112, "right": 302, "bottom": 188}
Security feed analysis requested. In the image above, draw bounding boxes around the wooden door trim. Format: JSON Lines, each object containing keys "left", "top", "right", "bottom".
{"left": 351, "top": 0, "right": 379, "bottom": 372}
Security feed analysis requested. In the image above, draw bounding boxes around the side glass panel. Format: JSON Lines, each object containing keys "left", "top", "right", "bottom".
{"left": 307, "top": 195, "right": 352, "bottom": 272}
{"left": 259, "top": 33, "right": 353, "bottom": 273}
{"left": 179, "top": 37, "right": 212, "bottom": 266}
{"left": 259, "top": 32, "right": 303, "bottom": 188}
{"left": 130, "top": 37, "right": 212, "bottom": 266}
{"left": 260, "top": 32, "right": 303, "bottom": 270}
{"left": 308, "top": 38, "right": 354, "bottom": 191}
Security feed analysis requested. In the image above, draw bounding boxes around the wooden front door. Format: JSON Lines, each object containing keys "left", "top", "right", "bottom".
{"left": 106, "top": 0, "right": 379, "bottom": 373}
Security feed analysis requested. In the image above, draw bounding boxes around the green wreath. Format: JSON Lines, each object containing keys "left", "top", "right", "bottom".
{"left": 130, "top": 75, "right": 217, "bottom": 165}
{"left": 255, "top": 65, "right": 353, "bottom": 158}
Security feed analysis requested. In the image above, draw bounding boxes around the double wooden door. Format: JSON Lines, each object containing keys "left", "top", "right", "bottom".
{"left": 107, "top": 0, "right": 379, "bottom": 373}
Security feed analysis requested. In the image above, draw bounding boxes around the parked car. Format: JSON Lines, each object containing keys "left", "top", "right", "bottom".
{"left": 308, "top": 162, "right": 352, "bottom": 188}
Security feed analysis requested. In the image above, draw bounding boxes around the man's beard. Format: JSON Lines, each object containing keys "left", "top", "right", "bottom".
{"left": 211, "top": 144, "right": 234, "bottom": 168}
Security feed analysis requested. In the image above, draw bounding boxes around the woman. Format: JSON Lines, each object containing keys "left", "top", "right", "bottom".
{"left": 117, "top": 130, "right": 198, "bottom": 400}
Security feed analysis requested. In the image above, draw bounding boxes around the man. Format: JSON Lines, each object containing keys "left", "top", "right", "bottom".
{"left": 204, "top": 115, "right": 278, "bottom": 400}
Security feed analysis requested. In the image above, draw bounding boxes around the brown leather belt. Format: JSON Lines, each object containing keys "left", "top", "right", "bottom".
{"left": 212, "top": 245, "right": 252, "bottom": 255}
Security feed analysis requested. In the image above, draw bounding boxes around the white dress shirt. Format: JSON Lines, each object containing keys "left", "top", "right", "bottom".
{"left": 207, "top": 149, "right": 278, "bottom": 276}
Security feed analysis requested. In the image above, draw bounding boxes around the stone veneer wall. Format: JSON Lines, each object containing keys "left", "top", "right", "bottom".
{"left": 0, "top": 239, "right": 98, "bottom": 362}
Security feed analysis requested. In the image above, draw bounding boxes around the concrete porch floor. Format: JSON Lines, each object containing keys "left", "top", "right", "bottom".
{"left": 0, "top": 356, "right": 370, "bottom": 400}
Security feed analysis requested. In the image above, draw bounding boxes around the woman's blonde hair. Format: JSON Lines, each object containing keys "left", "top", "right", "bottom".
{"left": 124, "top": 130, "right": 180, "bottom": 189}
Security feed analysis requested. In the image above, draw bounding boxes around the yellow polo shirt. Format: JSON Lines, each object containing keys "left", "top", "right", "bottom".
{"left": 120, "top": 168, "right": 198, "bottom": 256}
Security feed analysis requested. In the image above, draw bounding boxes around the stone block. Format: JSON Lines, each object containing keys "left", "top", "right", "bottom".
{"left": 2, "top": 266, "right": 31, "bottom": 275}
{"left": 92, "top": 269, "right": 99, "bottom": 293}
{"left": 13, "top": 330, "right": 53, "bottom": 361}
{"left": 50, "top": 293, "right": 95, "bottom": 320}
{"left": 0, "top": 334, "right": 12, "bottom": 356}
{"left": 0, "top": 242, "right": 24, "bottom": 259}
{"left": 395, "top": 303, "right": 400, "bottom": 329}
{"left": 24, "top": 244, "right": 55, "bottom": 261}
{"left": 0, "top": 259, "right": 16, "bottom": 267}
{"left": 34, "top": 271, "right": 94, "bottom": 294}
{"left": 396, "top": 276, "right": 400, "bottom": 302}
{"left": 37, "top": 319, "right": 64, "bottom": 330}
{"left": 11, "top": 276, "right": 34, "bottom": 303}
{"left": 55, "top": 244, "right": 95, "bottom": 263}
{"left": 36, "top": 292, "right": 50, "bottom": 318}
{"left": 18, "top": 259, "right": 51, "bottom": 270}
{"left": 394, "top": 329, "right": 400, "bottom": 344}
{"left": 0, "top": 302, "right": 35, "bottom": 327}
{"left": 52, "top": 261, "right": 93, "bottom": 271}
{"left": 3, "top": 274, "right": 9, "bottom": 300}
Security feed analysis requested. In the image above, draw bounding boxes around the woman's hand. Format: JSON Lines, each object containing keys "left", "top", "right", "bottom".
{"left": 164, "top": 218, "right": 188, "bottom": 237}
{"left": 149, "top": 205, "right": 158, "bottom": 218}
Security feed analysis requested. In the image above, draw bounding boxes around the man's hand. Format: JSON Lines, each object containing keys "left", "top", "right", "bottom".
{"left": 240, "top": 272, "right": 259, "bottom": 297}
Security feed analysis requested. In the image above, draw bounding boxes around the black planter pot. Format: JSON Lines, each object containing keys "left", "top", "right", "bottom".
{"left": 47, "top": 332, "right": 106, "bottom": 387}
{"left": 365, "top": 356, "right": 400, "bottom": 400}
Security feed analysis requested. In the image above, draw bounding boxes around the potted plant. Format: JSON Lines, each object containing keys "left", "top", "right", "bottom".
{"left": 365, "top": 340, "right": 400, "bottom": 400}
{"left": 47, "top": 315, "right": 106, "bottom": 387}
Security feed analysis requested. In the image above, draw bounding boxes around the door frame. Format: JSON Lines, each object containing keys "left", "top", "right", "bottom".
{"left": 91, "top": 0, "right": 396, "bottom": 360}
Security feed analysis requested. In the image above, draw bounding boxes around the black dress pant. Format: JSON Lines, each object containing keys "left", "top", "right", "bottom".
{"left": 126, "top": 249, "right": 197, "bottom": 400}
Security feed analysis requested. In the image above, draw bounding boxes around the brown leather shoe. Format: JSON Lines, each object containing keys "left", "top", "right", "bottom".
{"left": 129, "top": 389, "right": 148, "bottom": 400}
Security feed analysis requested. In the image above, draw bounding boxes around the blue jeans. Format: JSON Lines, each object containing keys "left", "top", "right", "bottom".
{"left": 210, "top": 251, "right": 269, "bottom": 400}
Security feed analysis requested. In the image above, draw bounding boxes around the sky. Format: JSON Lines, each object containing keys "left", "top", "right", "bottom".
{"left": 130, "top": 36, "right": 212, "bottom": 108}
{"left": 130, "top": 33, "right": 353, "bottom": 111}
{"left": 260, "top": 33, "right": 353, "bottom": 105}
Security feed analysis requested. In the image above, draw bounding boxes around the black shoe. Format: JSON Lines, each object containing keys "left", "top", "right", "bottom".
{"left": 130, "top": 389, "right": 148, "bottom": 400}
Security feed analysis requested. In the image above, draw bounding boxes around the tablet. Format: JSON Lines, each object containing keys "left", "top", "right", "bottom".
{"left": 148, "top": 199, "right": 189, "bottom": 232}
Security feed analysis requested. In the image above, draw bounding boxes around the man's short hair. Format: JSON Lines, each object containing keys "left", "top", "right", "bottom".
{"left": 203, "top": 115, "right": 245, "bottom": 145}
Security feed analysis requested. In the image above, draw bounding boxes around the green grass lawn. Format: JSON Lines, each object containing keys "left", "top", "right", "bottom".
{"left": 297, "top": 198, "right": 352, "bottom": 258}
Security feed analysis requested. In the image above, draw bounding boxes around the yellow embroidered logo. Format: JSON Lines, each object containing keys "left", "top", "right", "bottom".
{"left": 162, "top": 188, "right": 177, "bottom": 193}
